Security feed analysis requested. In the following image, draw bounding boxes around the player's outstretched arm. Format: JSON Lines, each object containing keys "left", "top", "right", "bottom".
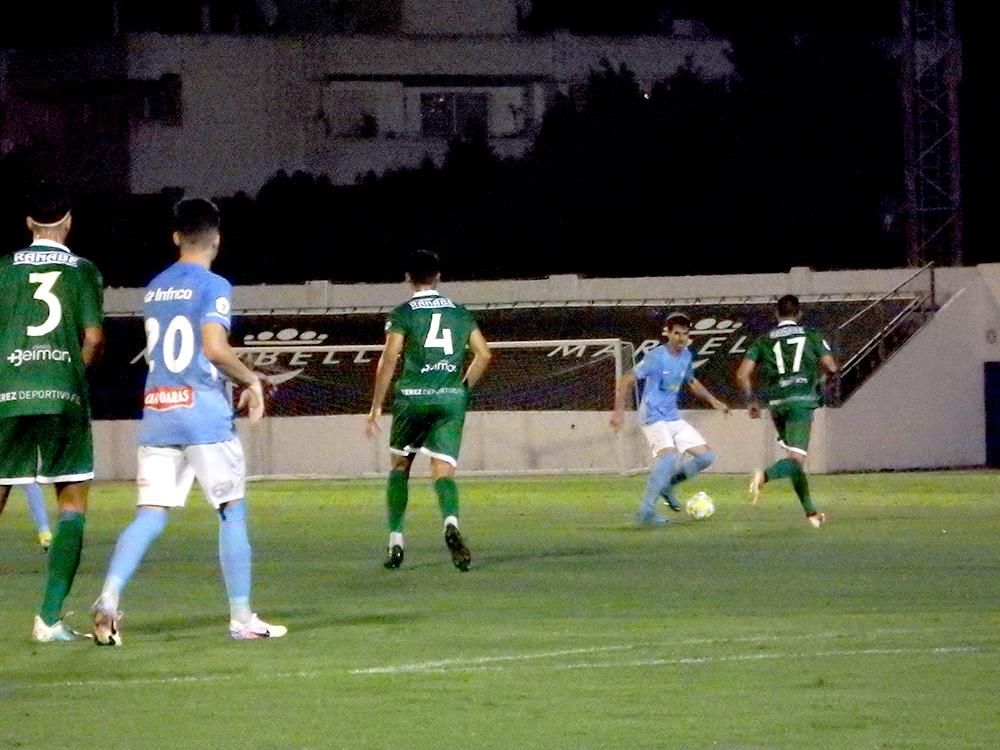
{"left": 688, "top": 378, "right": 729, "bottom": 414}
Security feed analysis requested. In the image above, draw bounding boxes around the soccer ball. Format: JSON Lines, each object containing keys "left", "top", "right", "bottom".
{"left": 92, "top": 612, "right": 122, "bottom": 646}
{"left": 685, "top": 491, "right": 715, "bottom": 520}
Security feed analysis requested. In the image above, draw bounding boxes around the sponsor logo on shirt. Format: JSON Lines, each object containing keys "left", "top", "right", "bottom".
{"left": 6, "top": 348, "right": 71, "bottom": 367}
{"left": 144, "top": 287, "right": 194, "bottom": 303}
{"left": 420, "top": 360, "right": 458, "bottom": 374}
{"left": 0, "top": 389, "right": 80, "bottom": 404}
{"left": 144, "top": 386, "right": 195, "bottom": 411}
{"left": 778, "top": 375, "right": 809, "bottom": 388}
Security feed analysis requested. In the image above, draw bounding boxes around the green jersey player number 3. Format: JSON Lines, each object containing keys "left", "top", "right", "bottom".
{"left": 0, "top": 247, "right": 104, "bottom": 418}
{"left": 27, "top": 271, "right": 66, "bottom": 336}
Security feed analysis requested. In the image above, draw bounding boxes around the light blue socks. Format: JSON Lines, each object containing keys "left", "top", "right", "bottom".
{"left": 671, "top": 452, "right": 715, "bottom": 486}
{"left": 640, "top": 452, "right": 679, "bottom": 515}
{"left": 101, "top": 506, "right": 169, "bottom": 610}
{"left": 22, "top": 484, "right": 49, "bottom": 534}
{"left": 219, "top": 500, "right": 253, "bottom": 623}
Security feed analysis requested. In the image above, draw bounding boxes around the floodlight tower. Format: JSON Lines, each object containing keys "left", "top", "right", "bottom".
{"left": 899, "top": 0, "right": 963, "bottom": 266}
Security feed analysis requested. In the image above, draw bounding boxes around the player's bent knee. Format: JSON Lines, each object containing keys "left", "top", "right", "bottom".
{"left": 693, "top": 451, "right": 715, "bottom": 471}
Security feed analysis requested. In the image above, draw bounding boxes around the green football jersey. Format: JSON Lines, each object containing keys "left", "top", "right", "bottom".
{"left": 744, "top": 322, "right": 833, "bottom": 409}
{"left": 0, "top": 242, "right": 104, "bottom": 417}
{"left": 387, "top": 291, "right": 478, "bottom": 401}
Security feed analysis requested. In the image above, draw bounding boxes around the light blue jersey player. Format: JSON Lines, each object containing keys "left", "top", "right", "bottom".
{"left": 611, "top": 312, "right": 730, "bottom": 526}
{"left": 92, "top": 199, "right": 285, "bottom": 645}
{"left": 633, "top": 339, "right": 694, "bottom": 425}
{"left": 138, "top": 263, "right": 235, "bottom": 446}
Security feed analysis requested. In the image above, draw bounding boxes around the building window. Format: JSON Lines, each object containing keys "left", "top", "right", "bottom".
{"left": 321, "top": 89, "right": 379, "bottom": 138}
{"left": 420, "top": 92, "right": 488, "bottom": 138}
{"left": 129, "top": 73, "right": 182, "bottom": 127}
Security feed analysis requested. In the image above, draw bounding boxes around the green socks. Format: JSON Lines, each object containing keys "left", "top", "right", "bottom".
{"left": 765, "top": 458, "right": 816, "bottom": 515}
{"left": 434, "top": 477, "right": 459, "bottom": 519}
{"left": 765, "top": 458, "right": 797, "bottom": 482}
{"left": 387, "top": 471, "right": 409, "bottom": 533}
{"left": 39, "top": 511, "right": 86, "bottom": 626}
{"left": 387, "top": 473, "right": 460, "bottom": 532}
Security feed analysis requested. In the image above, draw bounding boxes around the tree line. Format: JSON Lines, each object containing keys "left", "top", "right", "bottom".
{"left": 0, "top": 17, "right": 952, "bottom": 287}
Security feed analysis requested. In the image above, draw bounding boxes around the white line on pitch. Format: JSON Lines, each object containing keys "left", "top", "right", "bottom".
{"left": 346, "top": 627, "right": 971, "bottom": 674}
{"left": 350, "top": 646, "right": 983, "bottom": 675}
{"left": 0, "top": 670, "right": 324, "bottom": 691}
{"left": 4, "top": 631, "right": 988, "bottom": 691}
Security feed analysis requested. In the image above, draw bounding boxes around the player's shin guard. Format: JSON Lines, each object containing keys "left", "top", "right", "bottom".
{"left": 39, "top": 511, "right": 85, "bottom": 625}
{"left": 387, "top": 471, "right": 409, "bottom": 532}
{"left": 766, "top": 459, "right": 816, "bottom": 515}
{"left": 641, "top": 452, "right": 679, "bottom": 514}
{"left": 434, "top": 477, "right": 459, "bottom": 519}
{"left": 102, "top": 507, "right": 169, "bottom": 609}
{"left": 672, "top": 451, "right": 715, "bottom": 487}
{"left": 765, "top": 458, "right": 798, "bottom": 481}
{"left": 219, "top": 500, "right": 252, "bottom": 624}
{"left": 24, "top": 484, "right": 49, "bottom": 535}
{"left": 788, "top": 463, "right": 816, "bottom": 515}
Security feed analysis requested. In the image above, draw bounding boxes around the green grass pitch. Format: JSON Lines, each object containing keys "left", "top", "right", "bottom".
{"left": 1, "top": 471, "right": 997, "bottom": 749}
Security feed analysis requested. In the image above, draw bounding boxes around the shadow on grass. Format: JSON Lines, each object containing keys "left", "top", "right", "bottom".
{"left": 140, "top": 608, "right": 425, "bottom": 636}
{"left": 477, "top": 547, "right": 613, "bottom": 566}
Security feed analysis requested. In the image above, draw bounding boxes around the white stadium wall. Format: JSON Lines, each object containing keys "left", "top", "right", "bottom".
{"left": 823, "top": 284, "right": 987, "bottom": 471}
{"left": 93, "top": 265, "right": 1000, "bottom": 480}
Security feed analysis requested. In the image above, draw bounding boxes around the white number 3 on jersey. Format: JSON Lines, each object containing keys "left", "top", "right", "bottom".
{"left": 27, "top": 271, "right": 63, "bottom": 337}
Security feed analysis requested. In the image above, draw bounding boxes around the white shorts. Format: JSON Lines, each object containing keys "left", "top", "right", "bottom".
{"left": 137, "top": 438, "right": 246, "bottom": 509}
{"left": 640, "top": 419, "right": 707, "bottom": 457}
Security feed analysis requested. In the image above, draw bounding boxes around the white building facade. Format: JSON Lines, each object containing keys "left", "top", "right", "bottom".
{"left": 121, "top": 3, "right": 731, "bottom": 195}
{"left": 2, "top": 2, "right": 731, "bottom": 196}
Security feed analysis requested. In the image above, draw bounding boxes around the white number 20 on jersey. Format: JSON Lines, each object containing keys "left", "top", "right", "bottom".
{"left": 145, "top": 315, "right": 196, "bottom": 372}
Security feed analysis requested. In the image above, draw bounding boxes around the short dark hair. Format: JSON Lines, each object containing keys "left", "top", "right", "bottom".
{"left": 664, "top": 312, "right": 691, "bottom": 331}
{"left": 406, "top": 249, "right": 441, "bottom": 285}
{"left": 777, "top": 294, "right": 801, "bottom": 319}
{"left": 27, "top": 180, "right": 71, "bottom": 224}
{"left": 173, "top": 198, "right": 220, "bottom": 240}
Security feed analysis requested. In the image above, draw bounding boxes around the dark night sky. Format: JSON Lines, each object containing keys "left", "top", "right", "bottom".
{"left": 1, "top": 1, "right": 988, "bottom": 265}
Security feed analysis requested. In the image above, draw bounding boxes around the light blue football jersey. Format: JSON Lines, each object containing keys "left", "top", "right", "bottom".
{"left": 137, "top": 262, "right": 235, "bottom": 446}
{"left": 633, "top": 344, "right": 693, "bottom": 424}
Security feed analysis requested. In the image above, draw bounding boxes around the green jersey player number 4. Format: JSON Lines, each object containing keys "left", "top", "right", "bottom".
{"left": 394, "top": 302, "right": 477, "bottom": 399}
{"left": 366, "top": 250, "right": 492, "bottom": 573}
